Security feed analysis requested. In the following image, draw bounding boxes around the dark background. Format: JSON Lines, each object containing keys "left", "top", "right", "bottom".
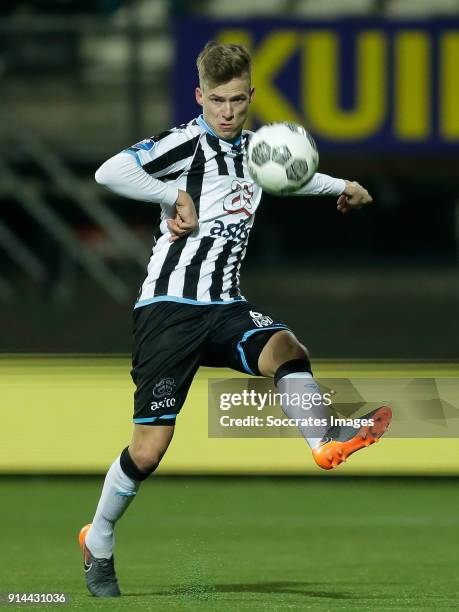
{"left": 0, "top": 0, "right": 458, "bottom": 358}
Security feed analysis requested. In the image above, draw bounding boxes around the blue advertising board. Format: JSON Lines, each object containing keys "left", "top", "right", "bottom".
{"left": 173, "top": 19, "right": 459, "bottom": 152}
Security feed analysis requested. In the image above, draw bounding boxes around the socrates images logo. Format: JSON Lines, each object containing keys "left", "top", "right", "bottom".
{"left": 152, "top": 377, "right": 176, "bottom": 399}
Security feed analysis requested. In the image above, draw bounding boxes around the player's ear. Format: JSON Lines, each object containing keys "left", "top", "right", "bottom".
{"left": 195, "top": 87, "right": 203, "bottom": 107}
{"left": 249, "top": 87, "right": 255, "bottom": 103}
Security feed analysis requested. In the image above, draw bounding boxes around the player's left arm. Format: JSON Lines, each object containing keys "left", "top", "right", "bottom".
{"left": 291, "top": 173, "right": 373, "bottom": 214}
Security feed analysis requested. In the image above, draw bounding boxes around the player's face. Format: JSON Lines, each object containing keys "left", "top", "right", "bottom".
{"left": 195, "top": 77, "right": 254, "bottom": 141}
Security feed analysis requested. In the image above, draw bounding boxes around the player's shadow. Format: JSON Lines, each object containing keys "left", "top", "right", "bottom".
{"left": 126, "top": 580, "right": 396, "bottom": 599}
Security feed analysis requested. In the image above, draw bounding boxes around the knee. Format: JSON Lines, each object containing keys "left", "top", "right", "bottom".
{"left": 127, "top": 424, "right": 174, "bottom": 477}
{"left": 258, "top": 330, "right": 310, "bottom": 378}
{"left": 119, "top": 445, "right": 159, "bottom": 481}
{"left": 272, "top": 330, "right": 309, "bottom": 362}
{"left": 129, "top": 445, "right": 165, "bottom": 474}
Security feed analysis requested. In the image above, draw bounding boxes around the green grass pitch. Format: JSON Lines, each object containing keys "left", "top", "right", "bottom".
{"left": 1, "top": 476, "right": 458, "bottom": 611}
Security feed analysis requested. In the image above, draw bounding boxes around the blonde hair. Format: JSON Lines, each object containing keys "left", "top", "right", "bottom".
{"left": 197, "top": 41, "right": 251, "bottom": 87}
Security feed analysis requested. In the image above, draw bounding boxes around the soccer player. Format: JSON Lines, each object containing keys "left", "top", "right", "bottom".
{"left": 79, "top": 41, "right": 392, "bottom": 597}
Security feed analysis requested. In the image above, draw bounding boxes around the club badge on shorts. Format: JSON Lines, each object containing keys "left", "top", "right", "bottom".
{"left": 249, "top": 310, "right": 273, "bottom": 328}
{"left": 152, "top": 377, "right": 176, "bottom": 398}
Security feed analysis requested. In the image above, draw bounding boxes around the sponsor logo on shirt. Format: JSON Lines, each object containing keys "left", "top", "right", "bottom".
{"left": 210, "top": 218, "right": 251, "bottom": 241}
{"left": 223, "top": 180, "right": 254, "bottom": 216}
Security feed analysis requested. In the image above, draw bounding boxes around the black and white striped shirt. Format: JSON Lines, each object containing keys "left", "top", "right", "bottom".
{"left": 95, "top": 116, "right": 345, "bottom": 307}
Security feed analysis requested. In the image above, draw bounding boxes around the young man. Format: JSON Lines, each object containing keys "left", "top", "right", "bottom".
{"left": 79, "top": 41, "right": 392, "bottom": 597}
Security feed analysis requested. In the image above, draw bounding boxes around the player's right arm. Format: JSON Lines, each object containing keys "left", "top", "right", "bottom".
{"left": 94, "top": 131, "right": 199, "bottom": 239}
{"left": 166, "top": 190, "right": 198, "bottom": 242}
{"left": 95, "top": 148, "right": 180, "bottom": 206}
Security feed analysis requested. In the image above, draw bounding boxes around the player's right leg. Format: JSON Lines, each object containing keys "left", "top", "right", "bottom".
{"left": 79, "top": 424, "right": 174, "bottom": 597}
{"left": 79, "top": 301, "right": 208, "bottom": 597}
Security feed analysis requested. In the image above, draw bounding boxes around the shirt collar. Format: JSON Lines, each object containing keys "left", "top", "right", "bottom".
{"left": 197, "top": 114, "right": 242, "bottom": 147}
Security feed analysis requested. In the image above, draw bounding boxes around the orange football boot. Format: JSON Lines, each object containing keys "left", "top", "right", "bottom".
{"left": 312, "top": 406, "right": 392, "bottom": 470}
{"left": 79, "top": 523, "right": 120, "bottom": 597}
{"left": 79, "top": 523, "right": 91, "bottom": 555}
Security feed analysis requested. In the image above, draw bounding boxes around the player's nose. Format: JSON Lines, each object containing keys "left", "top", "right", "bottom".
{"left": 222, "top": 103, "right": 234, "bottom": 119}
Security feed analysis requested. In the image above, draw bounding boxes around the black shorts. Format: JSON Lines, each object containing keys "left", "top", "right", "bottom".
{"left": 130, "top": 299, "right": 289, "bottom": 425}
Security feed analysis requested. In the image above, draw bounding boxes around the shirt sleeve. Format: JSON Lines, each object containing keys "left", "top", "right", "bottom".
{"left": 95, "top": 152, "right": 179, "bottom": 206}
{"left": 291, "top": 173, "right": 346, "bottom": 197}
{"left": 94, "top": 129, "right": 200, "bottom": 206}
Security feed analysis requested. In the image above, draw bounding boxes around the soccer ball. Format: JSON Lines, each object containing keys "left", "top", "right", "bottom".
{"left": 247, "top": 122, "right": 319, "bottom": 195}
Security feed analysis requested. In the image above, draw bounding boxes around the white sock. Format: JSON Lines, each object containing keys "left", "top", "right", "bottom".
{"left": 85, "top": 455, "right": 140, "bottom": 559}
{"left": 276, "top": 371, "right": 331, "bottom": 449}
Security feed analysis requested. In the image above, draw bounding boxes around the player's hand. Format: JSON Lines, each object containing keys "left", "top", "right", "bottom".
{"left": 167, "top": 190, "right": 199, "bottom": 242}
{"left": 337, "top": 180, "right": 373, "bottom": 214}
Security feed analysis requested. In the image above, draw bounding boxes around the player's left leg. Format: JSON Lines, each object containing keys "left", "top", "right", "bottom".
{"left": 205, "top": 304, "right": 332, "bottom": 450}
{"left": 256, "top": 329, "right": 331, "bottom": 447}
{"left": 257, "top": 330, "right": 392, "bottom": 469}
{"left": 206, "top": 302, "right": 391, "bottom": 470}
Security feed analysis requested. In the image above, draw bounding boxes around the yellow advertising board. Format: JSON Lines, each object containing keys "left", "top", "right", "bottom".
{"left": 175, "top": 20, "right": 459, "bottom": 148}
{"left": 1, "top": 356, "right": 458, "bottom": 475}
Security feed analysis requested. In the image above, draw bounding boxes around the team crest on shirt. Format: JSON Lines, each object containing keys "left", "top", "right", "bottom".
{"left": 223, "top": 180, "right": 254, "bottom": 217}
